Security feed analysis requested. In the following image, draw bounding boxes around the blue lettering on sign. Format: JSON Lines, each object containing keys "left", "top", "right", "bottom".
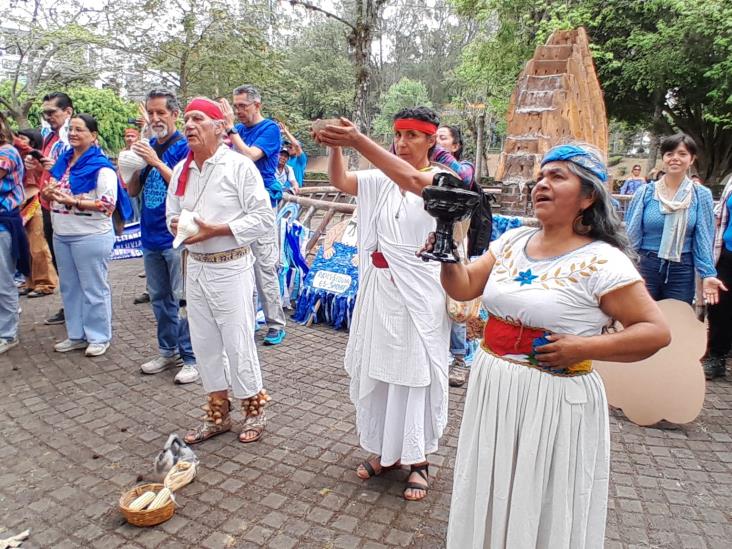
{"left": 143, "top": 169, "right": 167, "bottom": 209}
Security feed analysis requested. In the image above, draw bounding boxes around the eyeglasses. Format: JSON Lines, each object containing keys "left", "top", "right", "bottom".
{"left": 42, "top": 109, "right": 59, "bottom": 117}
{"left": 233, "top": 102, "right": 254, "bottom": 110}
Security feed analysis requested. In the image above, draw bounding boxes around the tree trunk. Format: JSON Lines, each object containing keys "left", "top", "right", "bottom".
{"left": 645, "top": 95, "right": 663, "bottom": 174}
{"left": 474, "top": 112, "right": 485, "bottom": 182}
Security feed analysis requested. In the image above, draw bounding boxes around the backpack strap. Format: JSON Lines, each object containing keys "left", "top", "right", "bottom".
{"left": 139, "top": 133, "right": 184, "bottom": 186}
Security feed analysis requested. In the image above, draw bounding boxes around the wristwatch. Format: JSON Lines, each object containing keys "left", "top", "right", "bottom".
{"left": 226, "top": 127, "right": 237, "bottom": 136}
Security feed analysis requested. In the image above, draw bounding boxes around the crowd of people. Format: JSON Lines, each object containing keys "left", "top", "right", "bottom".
{"left": 0, "top": 84, "right": 730, "bottom": 547}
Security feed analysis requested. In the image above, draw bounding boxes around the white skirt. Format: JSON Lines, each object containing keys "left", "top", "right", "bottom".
{"left": 447, "top": 348, "right": 609, "bottom": 549}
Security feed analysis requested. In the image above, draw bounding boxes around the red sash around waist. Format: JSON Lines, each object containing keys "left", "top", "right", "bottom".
{"left": 482, "top": 315, "right": 593, "bottom": 376}
{"left": 483, "top": 315, "right": 545, "bottom": 357}
{"left": 371, "top": 251, "right": 389, "bottom": 269}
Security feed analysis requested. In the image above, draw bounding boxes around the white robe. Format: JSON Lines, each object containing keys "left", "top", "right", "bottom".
{"left": 166, "top": 146, "right": 275, "bottom": 399}
{"left": 346, "top": 169, "right": 450, "bottom": 466}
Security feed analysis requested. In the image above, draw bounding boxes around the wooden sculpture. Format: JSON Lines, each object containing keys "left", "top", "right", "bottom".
{"left": 495, "top": 28, "right": 608, "bottom": 214}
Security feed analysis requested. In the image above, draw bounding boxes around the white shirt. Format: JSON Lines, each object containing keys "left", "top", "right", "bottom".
{"left": 166, "top": 145, "right": 275, "bottom": 268}
{"left": 50, "top": 167, "right": 118, "bottom": 236}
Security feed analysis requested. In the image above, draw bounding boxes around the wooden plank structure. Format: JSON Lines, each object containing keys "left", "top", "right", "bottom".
{"left": 495, "top": 28, "right": 609, "bottom": 214}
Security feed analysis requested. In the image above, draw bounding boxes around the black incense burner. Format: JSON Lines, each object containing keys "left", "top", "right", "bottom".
{"left": 420, "top": 172, "right": 480, "bottom": 263}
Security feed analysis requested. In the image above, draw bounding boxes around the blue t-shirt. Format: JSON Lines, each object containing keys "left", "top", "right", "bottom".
{"left": 234, "top": 119, "right": 282, "bottom": 206}
{"left": 724, "top": 194, "right": 732, "bottom": 252}
{"left": 140, "top": 132, "right": 189, "bottom": 250}
{"left": 287, "top": 152, "right": 307, "bottom": 186}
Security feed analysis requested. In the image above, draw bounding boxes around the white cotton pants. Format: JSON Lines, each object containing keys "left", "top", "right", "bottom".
{"left": 186, "top": 258, "right": 262, "bottom": 399}
{"left": 251, "top": 231, "right": 286, "bottom": 329}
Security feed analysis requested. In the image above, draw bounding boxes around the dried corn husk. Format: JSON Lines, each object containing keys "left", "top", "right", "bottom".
{"left": 164, "top": 460, "right": 197, "bottom": 492}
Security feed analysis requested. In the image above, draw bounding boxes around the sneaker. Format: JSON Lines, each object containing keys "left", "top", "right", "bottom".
{"left": 134, "top": 291, "right": 150, "bottom": 304}
{"left": 141, "top": 354, "right": 181, "bottom": 374}
{"left": 703, "top": 355, "right": 726, "bottom": 380}
{"left": 54, "top": 339, "right": 87, "bottom": 353}
{"left": 175, "top": 364, "right": 200, "bottom": 384}
{"left": 263, "top": 328, "right": 286, "bottom": 346}
{"left": 44, "top": 308, "right": 65, "bottom": 325}
{"left": 27, "top": 290, "right": 51, "bottom": 298}
{"left": 449, "top": 356, "right": 470, "bottom": 387}
{"left": 85, "top": 342, "right": 110, "bottom": 357}
{"left": 0, "top": 337, "right": 19, "bottom": 354}
{"left": 18, "top": 287, "right": 31, "bottom": 296}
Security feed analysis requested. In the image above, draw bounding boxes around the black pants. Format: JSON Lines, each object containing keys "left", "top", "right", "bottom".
{"left": 42, "top": 207, "right": 56, "bottom": 269}
{"left": 708, "top": 246, "right": 732, "bottom": 357}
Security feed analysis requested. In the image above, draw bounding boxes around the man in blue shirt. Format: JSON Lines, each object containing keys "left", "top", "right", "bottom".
{"left": 221, "top": 85, "right": 287, "bottom": 345}
{"left": 126, "top": 89, "right": 198, "bottom": 384}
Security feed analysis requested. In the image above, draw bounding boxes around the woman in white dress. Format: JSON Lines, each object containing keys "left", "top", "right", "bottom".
{"left": 315, "top": 107, "right": 458, "bottom": 500}
{"left": 427, "top": 144, "right": 671, "bottom": 547}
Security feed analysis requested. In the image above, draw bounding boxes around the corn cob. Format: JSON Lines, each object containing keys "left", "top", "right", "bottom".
{"left": 128, "top": 491, "right": 156, "bottom": 511}
{"left": 147, "top": 487, "right": 171, "bottom": 510}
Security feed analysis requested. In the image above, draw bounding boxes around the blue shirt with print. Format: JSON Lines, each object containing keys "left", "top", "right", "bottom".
{"left": 140, "top": 132, "right": 189, "bottom": 250}
{"left": 234, "top": 119, "right": 282, "bottom": 206}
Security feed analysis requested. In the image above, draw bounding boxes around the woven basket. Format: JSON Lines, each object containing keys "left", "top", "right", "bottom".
{"left": 119, "top": 483, "right": 175, "bottom": 527}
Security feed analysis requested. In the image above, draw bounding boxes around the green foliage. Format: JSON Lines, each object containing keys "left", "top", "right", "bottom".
{"left": 372, "top": 79, "right": 432, "bottom": 141}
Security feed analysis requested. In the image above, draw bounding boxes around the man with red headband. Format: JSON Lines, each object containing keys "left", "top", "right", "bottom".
{"left": 313, "top": 106, "right": 451, "bottom": 502}
{"left": 166, "top": 97, "right": 275, "bottom": 445}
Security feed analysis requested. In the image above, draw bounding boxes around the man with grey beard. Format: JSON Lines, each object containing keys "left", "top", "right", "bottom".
{"left": 126, "top": 89, "right": 199, "bottom": 385}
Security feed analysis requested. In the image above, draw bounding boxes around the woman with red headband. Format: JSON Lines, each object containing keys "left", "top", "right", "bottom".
{"left": 315, "top": 107, "right": 451, "bottom": 501}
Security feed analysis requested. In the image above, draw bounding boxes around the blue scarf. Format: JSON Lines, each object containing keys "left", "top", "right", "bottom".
{"left": 50, "top": 146, "right": 133, "bottom": 221}
{"left": 541, "top": 144, "right": 608, "bottom": 183}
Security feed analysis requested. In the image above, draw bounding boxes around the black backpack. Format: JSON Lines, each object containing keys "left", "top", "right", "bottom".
{"left": 466, "top": 179, "right": 494, "bottom": 258}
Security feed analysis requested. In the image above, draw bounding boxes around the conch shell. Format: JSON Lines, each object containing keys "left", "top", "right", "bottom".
{"left": 172, "top": 209, "right": 200, "bottom": 249}
{"left": 116, "top": 138, "right": 150, "bottom": 183}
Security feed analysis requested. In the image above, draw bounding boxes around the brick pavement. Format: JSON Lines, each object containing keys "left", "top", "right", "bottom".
{"left": 0, "top": 259, "right": 730, "bottom": 548}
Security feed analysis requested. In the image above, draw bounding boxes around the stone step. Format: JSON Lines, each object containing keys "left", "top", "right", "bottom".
{"left": 522, "top": 74, "right": 565, "bottom": 92}
{"left": 535, "top": 44, "right": 573, "bottom": 61}
{"left": 528, "top": 59, "right": 569, "bottom": 76}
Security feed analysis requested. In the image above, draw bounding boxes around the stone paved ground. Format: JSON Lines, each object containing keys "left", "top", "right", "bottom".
{"left": 0, "top": 259, "right": 730, "bottom": 549}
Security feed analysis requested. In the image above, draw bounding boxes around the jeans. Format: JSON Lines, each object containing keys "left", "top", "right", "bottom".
{"left": 143, "top": 247, "right": 195, "bottom": 365}
{"left": 450, "top": 321, "right": 467, "bottom": 358}
{"left": 707, "top": 247, "right": 732, "bottom": 357}
{"left": 54, "top": 231, "right": 115, "bottom": 343}
{"left": 0, "top": 232, "right": 19, "bottom": 340}
{"left": 638, "top": 250, "right": 696, "bottom": 305}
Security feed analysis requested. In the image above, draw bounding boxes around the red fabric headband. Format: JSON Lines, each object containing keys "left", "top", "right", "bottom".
{"left": 124, "top": 128, "right": 139, "bottom": 136}
{"left": 184, "top": 97, "right": 224, "bottom": 120}
{"left": 393, "top": 118, "right": 438, "bottom": 135}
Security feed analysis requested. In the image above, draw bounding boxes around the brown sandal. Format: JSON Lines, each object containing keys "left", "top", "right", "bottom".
{"left": 403, "top": 463, "right": 429, "bottom": 501}
{"left": 239, "top": 389, "right": 271, "bottom": 443}
{"left": 184, "top": 395, "right": 232, "bottom": 444}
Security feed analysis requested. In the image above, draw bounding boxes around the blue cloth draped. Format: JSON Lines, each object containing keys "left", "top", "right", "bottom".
{"left": 50, "top": 146, "right": 133, "bottom": 221}
{"left": 0, "top": 209, "right": 30, "bottom": 275}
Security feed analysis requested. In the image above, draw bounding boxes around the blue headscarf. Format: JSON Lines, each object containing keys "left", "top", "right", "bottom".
{"left": 540, "top": 144, "right": 608, "bottom": 183}
{"left": 50, "top": 145, "right": 133, "bottom": 221}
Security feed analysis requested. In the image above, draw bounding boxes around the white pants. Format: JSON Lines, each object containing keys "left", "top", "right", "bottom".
{"left": 251, "top": 231, "right": 286, "bottom": 329}
{"left": 186, "top": 259, "right": 262, "bottom": 399}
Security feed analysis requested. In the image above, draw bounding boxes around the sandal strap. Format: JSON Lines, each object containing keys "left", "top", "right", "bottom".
{"left": 361, "top": 460, "right": 377, "bottom": 478}
{"left": 404, "top": 481, "right": 429, "bottom": 492}
{"left": 410, "top": 463, "right": 429, "bottom": 481}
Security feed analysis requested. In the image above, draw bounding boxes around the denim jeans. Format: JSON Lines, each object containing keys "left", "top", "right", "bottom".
{"left": 0, "top": 231, "right": 19, "bottom": 340}
{"left": 143, "top": 247, "right": 195, "bottom": 365}
{"left": 450, "top": 321, "right": 467, "bottom": 358}
{"left": 638, "top": 250, "right": 696, "bottom": 305}
{"left": 54, "top": 231, "right": 115, "bottom": 343}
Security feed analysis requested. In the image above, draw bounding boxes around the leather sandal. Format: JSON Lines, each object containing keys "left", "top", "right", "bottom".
{"left": 403, "top": 463, "right": 429, "bottom": 501}
{"left": 184, "top": 395, "right": 232, "bottom": 444}
{"left": 239, "top": 390, "right": 271, "bottom": 443}
{"left": 356, "top": 457, "right": 401, "bottom": 480}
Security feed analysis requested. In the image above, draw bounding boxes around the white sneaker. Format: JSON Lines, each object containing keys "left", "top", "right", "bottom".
{"left": 141, "top": 354, "right": 181, "bottom": 374}
{"left": 174, "top": 364, "right": 200, "bottom": 384}
{"left": 54, "top": 339, "right": 87, "bottom": 353}
{"left": 85, "top": 342, "right": 110, "bottom": 356}
{"left": 0, "top": 338, "right": 19, "bottom": 354}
